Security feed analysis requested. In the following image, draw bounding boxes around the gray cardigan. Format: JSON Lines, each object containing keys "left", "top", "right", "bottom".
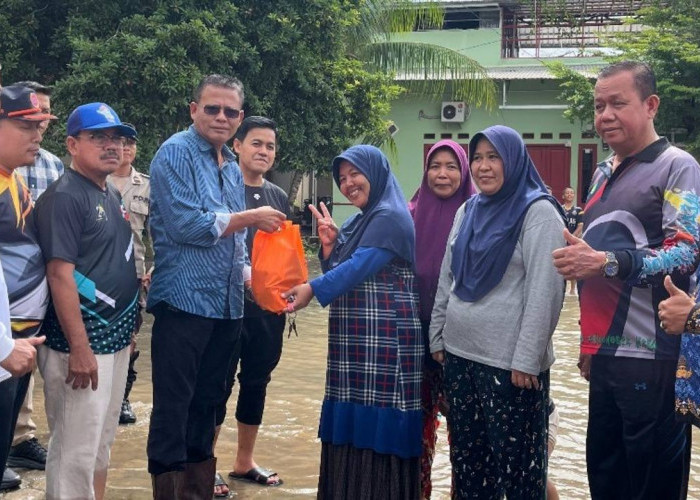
{"left": 429, "top": 199, "right": 565, "bottom": 375}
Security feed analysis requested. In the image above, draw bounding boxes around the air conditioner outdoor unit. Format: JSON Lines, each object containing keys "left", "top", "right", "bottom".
{"left": 441, "top": 101, "right": 468, "bottom": 123}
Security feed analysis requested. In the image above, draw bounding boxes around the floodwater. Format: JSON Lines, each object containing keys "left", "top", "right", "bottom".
{"left": 5, "top": 263, "right": 700, "bottom": 499}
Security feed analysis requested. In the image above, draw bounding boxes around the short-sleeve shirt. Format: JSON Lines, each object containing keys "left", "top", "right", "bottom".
{"left": 34, "top": 168, "right": 139, "bottom": 354}
{"left": 244, "top": 180, "right": 290, "bottom": 317}
{"left": 563, "top": 205, "right": 582, "bottom": 233}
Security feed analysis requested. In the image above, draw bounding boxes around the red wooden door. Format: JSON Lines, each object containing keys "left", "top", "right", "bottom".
{"left": 526, "top": 145, "right": 571, "bottom": 202}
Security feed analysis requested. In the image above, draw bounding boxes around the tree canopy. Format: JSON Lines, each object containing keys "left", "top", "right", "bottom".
{"left": 547, "top": 0, "right": 700, "bottom": 156}
{"left": 0, "top": 0, "right": 401, "bottom": 173}
{"left": 0, "top": 0, "right": 497, "bottom": 174}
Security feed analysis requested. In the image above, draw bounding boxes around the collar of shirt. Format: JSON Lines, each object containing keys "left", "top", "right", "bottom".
{"left": 188, "top": 125, "right": 237, "bottom": 166}
{"left": 598, "top": 137, "right": 671, "bottom": 180}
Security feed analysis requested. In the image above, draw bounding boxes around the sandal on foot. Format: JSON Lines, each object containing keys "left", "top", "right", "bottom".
{"left": 228, "top": 466, "right": 283, "bottom": 487}
{"left": 214, "top": 472, "right": 231, "bottom": 498}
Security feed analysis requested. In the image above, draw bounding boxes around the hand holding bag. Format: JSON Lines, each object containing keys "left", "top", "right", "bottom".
{"left": 251, "top": 220, "right": 308, "bottom": 313}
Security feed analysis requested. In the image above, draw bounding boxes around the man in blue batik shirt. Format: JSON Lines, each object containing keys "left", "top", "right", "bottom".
{"left": 146, "top": 74, "right": 286, "bottom": 498}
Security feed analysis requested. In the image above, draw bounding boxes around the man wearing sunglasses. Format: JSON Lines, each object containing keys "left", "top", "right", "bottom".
{"left": 147, "top": 74, "right": 286, "bottom": 498}
{"left": 33, "top": 102, "right": 139, "bottom": 500}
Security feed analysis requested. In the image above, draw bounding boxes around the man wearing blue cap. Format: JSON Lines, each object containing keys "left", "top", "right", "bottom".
{"left": 0, "top": 83, "right": 53, "bottom": 493}
{"left": 33, "top": 102, "right": 139, "bottom": 500}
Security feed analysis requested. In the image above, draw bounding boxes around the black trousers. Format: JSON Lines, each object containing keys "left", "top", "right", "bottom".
{"left": 587, "top": 356, "right": 689, "bottom": 500}
{"left": 217, "top": 313, "right": 285, "bottom": 426}
{"left": 0, "top": 372, "right": 30, "bottom": 477}
{"left": 147, "top": 303, "right": 241, "bottom": 475}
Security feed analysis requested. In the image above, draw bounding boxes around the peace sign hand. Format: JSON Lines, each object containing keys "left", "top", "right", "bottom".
{"left": 309, "top": 202, "right": 338, "bottom": 251}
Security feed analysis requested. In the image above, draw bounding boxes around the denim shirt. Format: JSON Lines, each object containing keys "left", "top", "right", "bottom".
{"left": 147, "top": 126, "right": 247, "bottom": 319}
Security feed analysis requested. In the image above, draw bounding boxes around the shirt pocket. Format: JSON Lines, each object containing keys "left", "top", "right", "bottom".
{"left": 130, "top": 199, "right": 149, "bottom": 228}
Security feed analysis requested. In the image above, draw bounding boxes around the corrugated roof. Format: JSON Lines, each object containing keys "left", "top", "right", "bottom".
{"left": 487, "top": 63, "right": 603, "bottom": 79}
{"left": 397, "top": 62, "right": 605, "bottom": 81}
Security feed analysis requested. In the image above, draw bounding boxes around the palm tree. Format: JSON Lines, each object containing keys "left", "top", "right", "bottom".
{"left": 350, "top": 0, "right": 497, "bottom": 108}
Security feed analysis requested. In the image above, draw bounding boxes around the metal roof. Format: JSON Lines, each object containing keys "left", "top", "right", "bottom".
{"left": 487, "top": 63, "right": 603, "bottom": 79}
{"left": 397, "top": 62, "right": 604, "bottom": 81}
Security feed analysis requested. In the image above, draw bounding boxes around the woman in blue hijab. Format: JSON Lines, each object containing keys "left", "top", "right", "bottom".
{"left": 429, "top": 126, "right": 565, "bottom": 498}
{"left": 284, "top": 145, "right": 423, "bottom": 499}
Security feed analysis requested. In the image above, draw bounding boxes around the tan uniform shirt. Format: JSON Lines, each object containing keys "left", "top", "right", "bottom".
{"left": 107, "top": 167, "right": 150, "bottom": 278}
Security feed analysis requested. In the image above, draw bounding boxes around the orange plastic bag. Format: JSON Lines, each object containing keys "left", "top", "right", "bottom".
{"left": 251, "top": 220, "right": 308, "bottom": 313}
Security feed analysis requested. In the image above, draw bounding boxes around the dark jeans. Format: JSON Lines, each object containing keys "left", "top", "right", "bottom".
{"left": 587, "top": 356, "right": 689, "bottom": 500}
{"left": 0, "top": 372, "right": 31, "bottom": 477}
{"left": 147, "top": 302, "right": 241, "bottom": 475}
{"left": 217, "top": 313, "right": 285, "bottom": 426}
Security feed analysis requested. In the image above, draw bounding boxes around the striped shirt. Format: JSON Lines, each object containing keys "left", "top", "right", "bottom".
{"left": 147, "top": 126, "right": 247, "bottom": 319}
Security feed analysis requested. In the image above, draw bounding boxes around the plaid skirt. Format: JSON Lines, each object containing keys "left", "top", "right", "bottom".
{"left": 319, "top": 259, "right": 423, "bottom": 459}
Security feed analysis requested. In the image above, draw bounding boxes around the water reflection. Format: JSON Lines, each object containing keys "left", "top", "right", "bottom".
{"left": 5, "top": 263, "right": 700, "bottom": 499}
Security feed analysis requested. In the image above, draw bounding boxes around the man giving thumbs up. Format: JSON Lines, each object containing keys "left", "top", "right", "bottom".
{"left": 659, "top": 276, "right": 697, "bottom": 335}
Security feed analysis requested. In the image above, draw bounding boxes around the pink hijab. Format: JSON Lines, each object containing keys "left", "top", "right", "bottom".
{"left": 408, "top": 140, "right": 474, "bottom": 320}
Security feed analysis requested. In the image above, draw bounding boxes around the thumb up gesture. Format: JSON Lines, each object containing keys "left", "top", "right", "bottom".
{"left": 658, "top": 275, "right": 696, "bottom": 335}
{"left": 552, "top": 229, "right": 606, "bottom": 280}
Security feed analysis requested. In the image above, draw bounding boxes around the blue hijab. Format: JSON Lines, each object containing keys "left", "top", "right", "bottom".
{"left": 329, "top": 145, "right": 415, "bottom": 268}
{"left": 451, "top": 125, "right": 562, "bottom": 302}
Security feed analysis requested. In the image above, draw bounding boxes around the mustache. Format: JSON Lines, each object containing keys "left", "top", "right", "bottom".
{"left": 100, "top": 152, "right": 120, "bottom": 160}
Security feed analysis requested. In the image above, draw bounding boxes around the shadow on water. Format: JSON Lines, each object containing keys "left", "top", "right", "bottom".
{"left": 5, "top": 264, "right": 700, "bottom": 498}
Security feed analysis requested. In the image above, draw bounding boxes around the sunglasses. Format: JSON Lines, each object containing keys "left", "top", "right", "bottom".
{"left": 202, "top": 105, "right": 241, "bottom": 119}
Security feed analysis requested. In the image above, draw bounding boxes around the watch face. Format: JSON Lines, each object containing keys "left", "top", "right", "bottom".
{"left": 604, "top": 261, "right": 619, "bottom": 277}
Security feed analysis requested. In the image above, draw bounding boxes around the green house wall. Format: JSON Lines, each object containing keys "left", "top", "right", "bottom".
{"left": 332, "top": 26, "right": 608, "bottom": 224}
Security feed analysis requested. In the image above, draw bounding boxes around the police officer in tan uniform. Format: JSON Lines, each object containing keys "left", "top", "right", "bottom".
{"left": 106, "top": 123, "right": 150, "bottom": 424}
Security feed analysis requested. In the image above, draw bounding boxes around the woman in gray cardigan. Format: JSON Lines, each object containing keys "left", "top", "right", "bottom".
{"left": 429, "top": 125, "right": 565, "bottom": 498}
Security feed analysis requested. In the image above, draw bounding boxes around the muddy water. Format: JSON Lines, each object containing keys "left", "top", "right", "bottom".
{"left": 5, "top": 266, "right": 700, "bottom": 499}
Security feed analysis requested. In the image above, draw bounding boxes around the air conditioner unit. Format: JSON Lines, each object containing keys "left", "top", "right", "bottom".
{"left": 441, "top": 101, "right": 469, "bottom": 123}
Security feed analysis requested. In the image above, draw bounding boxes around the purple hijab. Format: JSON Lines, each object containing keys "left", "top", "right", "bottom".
{"left": 451, "top": 125, "right": 563, "bottom": 302}
{"left": 409, "top": 140, "right": 474, "bottom": 320}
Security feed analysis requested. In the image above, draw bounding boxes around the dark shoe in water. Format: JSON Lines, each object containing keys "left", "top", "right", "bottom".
{"left": 7, "top": 437, "right": 47, "bottom": 470}
{"left": 0, "top": 468, "right": 21, "bottom": 491}
{"left": 119, "top": 399, "right": 136, "bottom": 424}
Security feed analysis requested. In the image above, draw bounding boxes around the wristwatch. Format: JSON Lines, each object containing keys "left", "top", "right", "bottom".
{"left": 601, "top": 251, "right": 619, "bottom": 278}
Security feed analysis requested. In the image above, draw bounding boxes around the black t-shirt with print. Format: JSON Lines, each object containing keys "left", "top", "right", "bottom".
{"left": 34, "top": 169, "right": 139, "bottom": 354}
{"left": 563, "top": 205, "right": 583, "bottom": 234}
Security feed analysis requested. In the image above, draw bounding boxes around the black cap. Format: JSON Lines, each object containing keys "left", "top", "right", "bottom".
{"left": 0, "top": 85, "right": 57, "bottom": 121}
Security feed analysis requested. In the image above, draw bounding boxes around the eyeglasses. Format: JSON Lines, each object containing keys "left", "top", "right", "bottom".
{"left": 202, "top": 105, "right": 241, "bottom": 119}
{"left": 79, "top": 132, "right": 126, "bottom": 147}
{"left": 124, "top": 138, "right": 137, "bottom": 146}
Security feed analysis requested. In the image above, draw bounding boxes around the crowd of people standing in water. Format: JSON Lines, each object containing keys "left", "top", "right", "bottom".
{"left": 2, "top": 59, "right": 700, "bottom": 500}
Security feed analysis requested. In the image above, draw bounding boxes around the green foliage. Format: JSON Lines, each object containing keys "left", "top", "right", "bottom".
{"left": 544, "top": 61, "right": 595, "bottom": 129}
{"left": 608, "top": 1, "right": 700, "bottom": 154}
{"left": 351, "top": 0, "right": 497, "bottom": 108}
{"left": 545, "top": 1, "right": 700, "bottom": 155}
{"left": 1, "top": 0, "right": 494, "bottom": 173}
{"left": 1, "top": 0, "right": 399, "bottom": 174}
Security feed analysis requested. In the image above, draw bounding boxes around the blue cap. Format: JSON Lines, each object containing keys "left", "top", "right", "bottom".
{"left": 66, "top": 103, "right": 137, "bottom": 138}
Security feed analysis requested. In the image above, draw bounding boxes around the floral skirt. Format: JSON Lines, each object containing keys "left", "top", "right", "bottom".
{"left": 444, "top": 352, "right": 549, "bottom": 499}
